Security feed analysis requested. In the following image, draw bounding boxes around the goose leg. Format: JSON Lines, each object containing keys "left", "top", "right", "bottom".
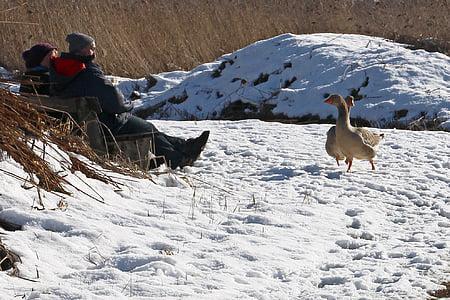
{"left": 370, "top": 160, "right": 375, "bottom": 170}
{"left": 336, "top": 158, "right": 340, "bottom": 166}
{"left": 346, "top": 159, "right": 353, "bottom": 172}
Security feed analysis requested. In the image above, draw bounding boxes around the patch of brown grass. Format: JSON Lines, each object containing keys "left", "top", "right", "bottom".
{"left": 0, "top": 0, "right": 448, "bottom": 77}
{"left": 429, "top": 282, "right": 450, "bottom": 299}
{"left": 0, "top": 88, "right": 69, "bottom": 193}
{"left": 0, "top": 88, "right": 151, "bottom": 196}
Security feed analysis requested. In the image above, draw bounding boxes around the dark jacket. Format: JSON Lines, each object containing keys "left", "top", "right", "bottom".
{"left": 49, "top": 52, "right": 133, "bottom": 133}
{"left": 19, "top": 66, "right": 51, "bottom": 95}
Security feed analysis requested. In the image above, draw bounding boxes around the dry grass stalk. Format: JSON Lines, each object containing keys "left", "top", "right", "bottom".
{"left": 0, "top": 239, "right": 21, "bottom": 273}
{"left": 70, "top": 156, "right": 113, "bottom": 185}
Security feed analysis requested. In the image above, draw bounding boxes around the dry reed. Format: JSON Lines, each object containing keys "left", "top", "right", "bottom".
{"left": 0, "top": 87, "right": 151, "bottom": 195}
{"left": 0, "top": 88, "right": 69, "bottom": 193}
{"left": 0, "top": 0, "right": 448, "bottom": 77}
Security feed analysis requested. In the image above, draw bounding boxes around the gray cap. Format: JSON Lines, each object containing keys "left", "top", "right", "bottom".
{"left": 66, "top": 32, "right": 95, "bottom": 53}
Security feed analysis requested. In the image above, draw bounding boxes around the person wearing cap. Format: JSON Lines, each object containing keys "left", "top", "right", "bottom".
{"left": 50, "top": 32, "right": 209, "bottom": 170}
{"left": 19, "top": 43, "right": 58, "bottom": 95}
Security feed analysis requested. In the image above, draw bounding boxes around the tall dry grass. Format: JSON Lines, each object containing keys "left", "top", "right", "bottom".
{"left": 0, "top": 0, "right": 448, "bottom": 77}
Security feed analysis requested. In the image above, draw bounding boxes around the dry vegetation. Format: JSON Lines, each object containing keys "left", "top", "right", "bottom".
{"left": 0, "top": 88, "right": 151, "bottom": 200}
{"left": 0, "top": 0, "right": 448, "bottom": 77}
{"left": 429, "top": 282, "right": 450, "bottom": 299}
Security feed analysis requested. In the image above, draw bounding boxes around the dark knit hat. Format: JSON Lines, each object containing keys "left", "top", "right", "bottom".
{"left": 66, "top": 32, "right": 95, "bottom": 53}
{"left": 22, "top": 43, "right": 57, "bottom": 68}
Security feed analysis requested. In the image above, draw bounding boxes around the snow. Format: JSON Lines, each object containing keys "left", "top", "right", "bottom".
{"left": 0, "top": 67, "right": 18, "bottom": 93}
{"left": 1, "top": 120, "right": 449, "bottom": 299}
{"left": 1, "top": 33, "right": 449, "bottom": 299}
{"left": 0, "top": 67, "right": 10, "bottom": 77}
{"left": 122, "top": 33, "right": 450, "bottom": 129}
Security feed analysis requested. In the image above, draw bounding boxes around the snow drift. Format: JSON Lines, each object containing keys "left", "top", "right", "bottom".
{"left": 122, "top": 33, "right": 450, "bottom": 129}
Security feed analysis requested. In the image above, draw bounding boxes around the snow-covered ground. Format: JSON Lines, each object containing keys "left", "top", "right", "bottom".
{"left": 1, "top": 33, "right": 449, "bottom": 299}
{"left": 118, "top": 33, "right": 450, "bottom": 129}
{"left": 0, "top": 119, "right": 449, "bottom": 299}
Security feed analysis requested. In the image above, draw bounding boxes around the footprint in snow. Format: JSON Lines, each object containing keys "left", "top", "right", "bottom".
{"left": 347, "top": 230, "right": 375, "bottom": 241}
{"left": 302, "top": 164, "right": 322, "bottom": 176}
{"left": 243, "top": 215, "right": 271, "bottom": 225}
{"left": 239, "top": 250, "right": 258, "bottom": 262}
{"left": 335, "top": 239, "right": 367, "bottom": 250}
{"left": 273, "top": 268, "right": 293, "bottom": 282}
{"left": 345, "top": 208, "right": 364, "bottom": 217}
{"left": 326, "top": 171, "right": 342, "bottom": 179}
{"left": 353, "top": 251, "right": 384, "bottom": 260}
{"left": 320, "top": 262, "right": 346, "bottom": 271}
{"left": 318, "top": 276, "right": 348, "bottom": 288}
{"left": 234, "top": 277, "right": 250, "bottom": 284}
{"left": 111, "top": 254, "right": 177, "bottom": 273}
{"left": 347, "top": 218, "right": 362, "bottom": 229}
{"left": 433, "top": 242, "right": 447, "bottom": 249}
{"left": 150, "top": 241, "right": 177, "bottom": 253}
{"left": 191, "top": 259, "right": 225, "bottom": 271}
{"left": 246, "top": 270, "right": 265, "bottom": 278}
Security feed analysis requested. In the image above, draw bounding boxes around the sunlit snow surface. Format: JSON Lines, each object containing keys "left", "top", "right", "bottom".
{"left": 1, "top": 33, "right": 449, "bottom": 299}
{"left": 1, "top": 120, "right": 449, "bottom": 299}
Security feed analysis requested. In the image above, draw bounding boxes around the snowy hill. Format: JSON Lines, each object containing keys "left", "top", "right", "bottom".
{"left": 120, "top": 33, "right": 450, "bottom": 129}
{"left": 0, "top": 120, "right": 449, "bottom": 299}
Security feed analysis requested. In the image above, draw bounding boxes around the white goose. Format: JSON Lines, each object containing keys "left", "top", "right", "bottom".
{"left": 325, "top": 96, "right": 355, "bottom": 166}
{"left": 324, "top": 94, "right": 384, "bottom": 172}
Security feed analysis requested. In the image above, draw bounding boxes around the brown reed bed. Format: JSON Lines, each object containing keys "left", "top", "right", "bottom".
{"left": 0, "top": 0, "right": 448, "bottom": 77}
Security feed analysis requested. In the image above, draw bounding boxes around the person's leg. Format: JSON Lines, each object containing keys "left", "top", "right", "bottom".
{"left": 116, "top": 115, "right": 190, "bottom": 148}
{"left": 115, "top": 115, "right": 159, "bottom": 135}
{"left": 163, "top": 134, "right": 187, "bottom": 149}
{"left": 159, "top": 130, "right": 210, "bottom": 167}
{"left": 116, "top": 116, "right": 186, "bottom": 169}
{"left": 116, "top": 115, "right": 210, "bottom": 169}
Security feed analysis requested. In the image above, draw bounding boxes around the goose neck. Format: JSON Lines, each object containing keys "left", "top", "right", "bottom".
{"left": 337, "top": 105, "right": 351, "bottom": 128}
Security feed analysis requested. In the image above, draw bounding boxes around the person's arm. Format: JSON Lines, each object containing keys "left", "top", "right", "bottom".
{"left": 84, "top": 68, "right": 133, "bottom": 114}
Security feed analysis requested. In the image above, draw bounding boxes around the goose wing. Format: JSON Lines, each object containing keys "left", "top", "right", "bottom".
{"left": 354, "top": 127, "right": 384, "bottom": 147}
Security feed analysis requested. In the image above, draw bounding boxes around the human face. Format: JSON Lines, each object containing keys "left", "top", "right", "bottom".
{"left": 78, "top": 42, "right": 96, "bottom": 57}
{"left": 41, "top": 49, "right": 58, "bottom": 68}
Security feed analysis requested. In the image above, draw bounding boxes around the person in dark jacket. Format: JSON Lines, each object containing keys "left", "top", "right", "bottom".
{"left": 20, "top": 43, "right": 58, "bottom": 95}
{"left": 50, "top": 32, "right": 209, "bottom": 170}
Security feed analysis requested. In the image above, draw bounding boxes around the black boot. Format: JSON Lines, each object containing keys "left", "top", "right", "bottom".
{"left": 182, "top": 130, "right": 210, "bottom": 165}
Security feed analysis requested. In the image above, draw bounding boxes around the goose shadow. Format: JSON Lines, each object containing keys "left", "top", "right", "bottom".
{"left": 302, "top": 164, "right": 322, "bottom": 176}
{"left": 326, "top": 171, "right": 342, "bottom": 179}
{"left": 301, "top": 164, "right": 343, "bottom": 179}
{"left": 260, "top": 167, "right": 298, "bottom": 181}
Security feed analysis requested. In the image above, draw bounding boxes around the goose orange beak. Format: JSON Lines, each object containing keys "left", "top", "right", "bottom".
{"left": 324, "top": 97, "right": 333, "bottom": 104}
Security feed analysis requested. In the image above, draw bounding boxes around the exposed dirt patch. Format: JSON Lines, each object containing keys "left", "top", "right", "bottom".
{"left": 253, "top": 73, "right": 270, "bottom": 86}
{"left": 428, "top": 281, "right": 450, "bottom": 299}
{"left": 167, "top": 91, "right": 188, "bottom": 104}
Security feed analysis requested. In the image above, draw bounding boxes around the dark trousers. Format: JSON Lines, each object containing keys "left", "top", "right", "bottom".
{"left": 115, "top": 115, "right": 186, "bottom": 168}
